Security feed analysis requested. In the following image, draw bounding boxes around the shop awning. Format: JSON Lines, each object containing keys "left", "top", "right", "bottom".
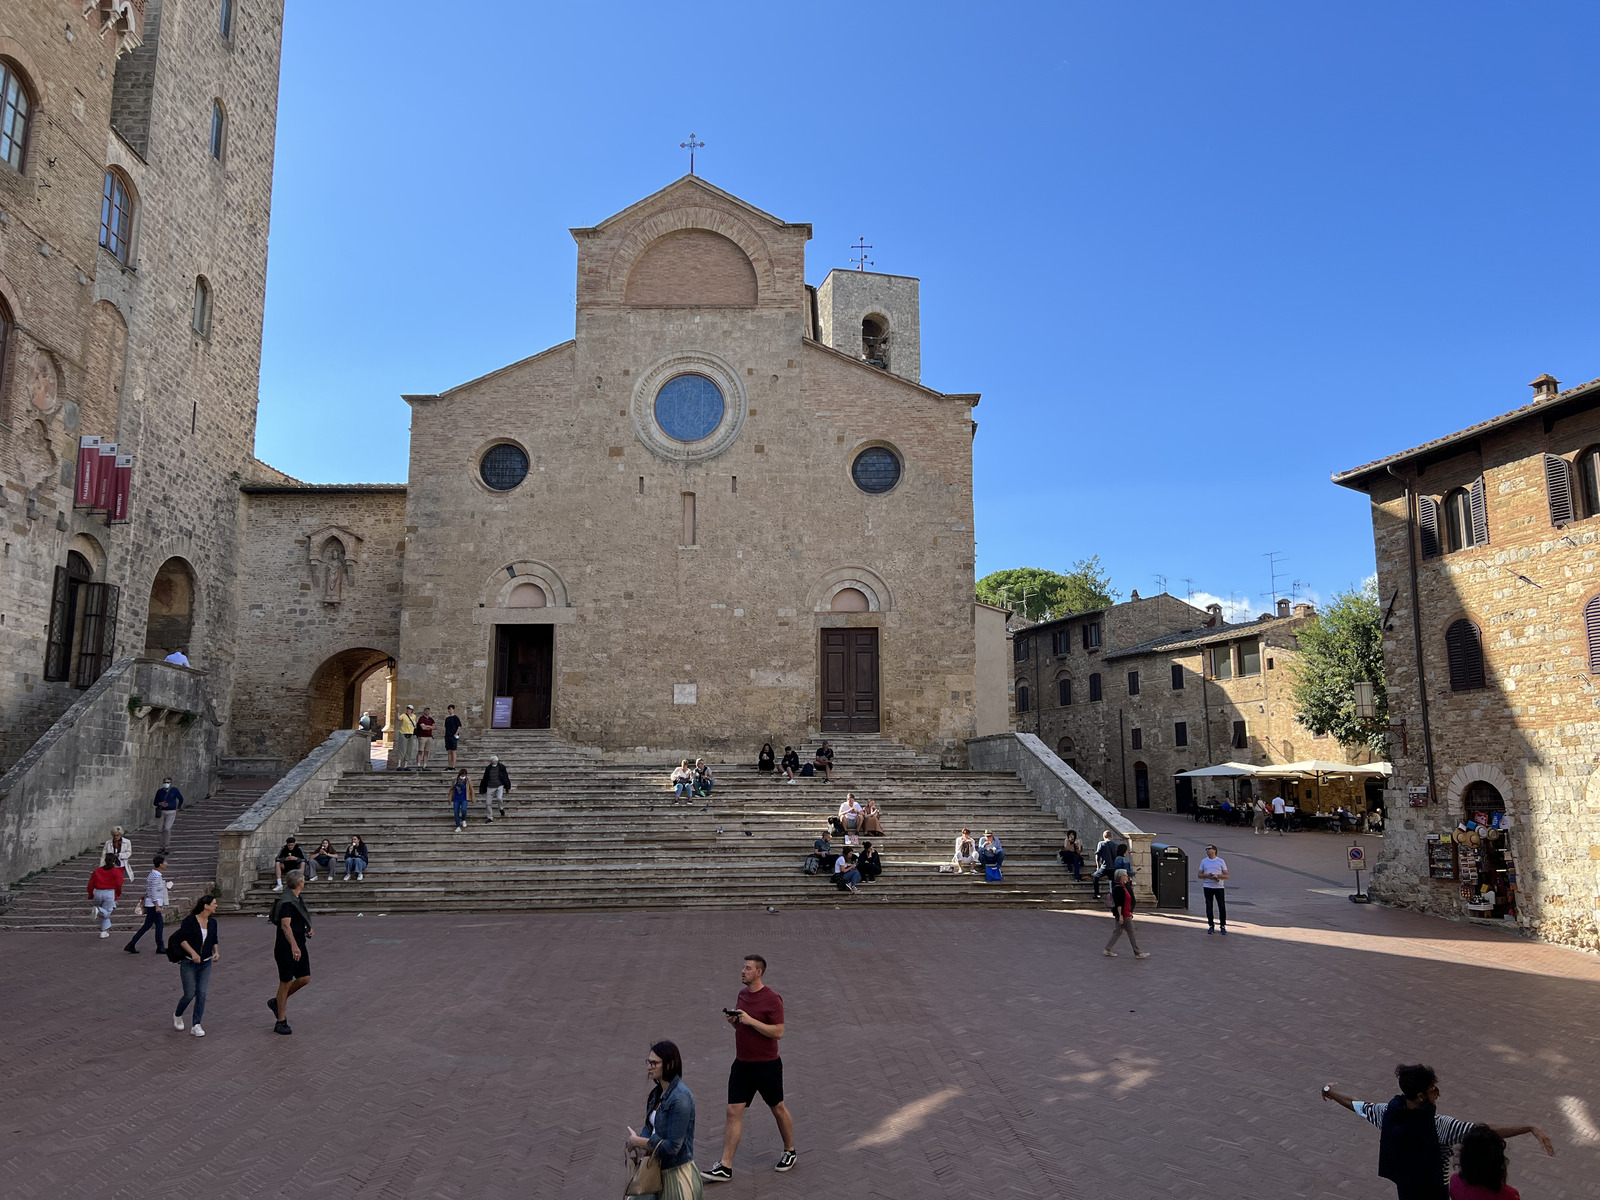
{"left": 1172, "top": 762, "right": 1261, "bottom": 778}
{"left": 1253, "top": 761, "right": 1392, "bottom": 778}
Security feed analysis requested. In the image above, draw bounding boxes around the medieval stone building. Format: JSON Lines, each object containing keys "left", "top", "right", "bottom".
{"left": 0, "top": 0, "right": 285, "bottom": 770}
{"left": 227, "top": 176, "right": 989, "bottom": 765}
{"left": 1336, "top": 373, "right": 1600, "bottom": 950}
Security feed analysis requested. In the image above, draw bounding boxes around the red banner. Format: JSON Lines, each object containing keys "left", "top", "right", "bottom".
{"left": 75, "top": 437, "right": 101, "bottom": 508}
{"left": 107, "top": 455, "right": 133, "bottom": 524}
{"left": 93, "top": 443, "right": 117, "bottom": 511}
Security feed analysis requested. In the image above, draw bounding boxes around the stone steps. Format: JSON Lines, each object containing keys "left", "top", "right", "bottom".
{"left": 236, "top": 732, "right": 1091, "bottom": 913}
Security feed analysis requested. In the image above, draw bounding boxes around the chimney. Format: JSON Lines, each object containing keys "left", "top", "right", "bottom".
{"left": 1205, "top": 602, "right": 1223, "bottom": 627}
{"left": 1293, "top": 602, "right": 1315, "bottom": 618}
{"left": 1276, "top": 597, "right": 1290, "bottom": 618}
{"left": 1530, "top": 374, "right": 1560, "bottom": 401}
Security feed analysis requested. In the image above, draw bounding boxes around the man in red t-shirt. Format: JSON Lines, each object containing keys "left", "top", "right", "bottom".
{"left": 416, "top": 707, "right": 436, "bottom": 770}
{"left": 702, "top": 954, "right": 796, "bottom": 1183}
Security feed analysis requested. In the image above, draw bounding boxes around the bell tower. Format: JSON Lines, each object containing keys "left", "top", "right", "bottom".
{"left": 814, "top": 269, "right": 921, "bottom": 385}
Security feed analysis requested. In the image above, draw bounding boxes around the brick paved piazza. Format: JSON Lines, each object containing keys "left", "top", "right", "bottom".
{"left": 5, "top": 813, "right": 1600, "bottom": 1200}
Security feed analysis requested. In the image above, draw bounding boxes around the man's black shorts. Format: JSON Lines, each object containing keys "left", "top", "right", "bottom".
{"left": 275, "top": 943, "right": 310, "bottom": 983}
{"left": 728, "top": 1057, "right": 783, "bottom": 1107}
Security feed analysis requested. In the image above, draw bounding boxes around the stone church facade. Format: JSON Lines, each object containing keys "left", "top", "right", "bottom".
{"left": 227, "top": 177, "right": 986, "bottom": 764}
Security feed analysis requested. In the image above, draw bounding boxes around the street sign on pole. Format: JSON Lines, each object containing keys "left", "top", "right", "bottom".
{"left": 1348, "top": 840, "right": 1372, "bottom": 904}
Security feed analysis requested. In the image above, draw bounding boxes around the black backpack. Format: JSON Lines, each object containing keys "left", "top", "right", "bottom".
{"left": 166, "top": 919, "right": 192, "bottom": 963}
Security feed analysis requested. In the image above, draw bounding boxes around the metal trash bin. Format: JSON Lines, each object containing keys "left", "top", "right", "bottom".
{"left": 1150, "top": 843, "right": 1189, "bottom": 910}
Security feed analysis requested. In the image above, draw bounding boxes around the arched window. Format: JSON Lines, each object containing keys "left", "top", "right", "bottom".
{"left": 1088, "top": 672, "right": 1102, "bottom": 701}
{"left": 220, "top": 0, "right": 235, "bottom": 37}
{"left": 1442, "top": 478, "right": 1488, "bottom": 552}
{"left": 1445, "top": 618, "right": 1485, "bottom": 691}
{"left": 1016, "top": 684, "right": 1030, "bottom": 714}
{"left": 0, "top": 59, "right": 33, "bottom": 171}
{"left": 209, "top": 100, "right": 226, "bottom": 160}
{"left": 861, "top": 315, "right": 889, "bottom": 370}
{"left": 191, "top": 277, "right": 212, "bottom": 336}
{"left": 1578, "top": 447, "right": 1600, "bottom": 521}
{"left": 100, "top": 170, "right": 134, "bottom": 263}
{"left": 1057, "top": 677, "right": 1072, "bottom": 706}
{"left": 1585, "top": 595, "right": 1600, "bottom": 674}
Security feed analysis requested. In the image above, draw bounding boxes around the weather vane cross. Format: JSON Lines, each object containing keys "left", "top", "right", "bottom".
{"left": 679, "top": 133, "right": 706, "bottom": 176}
{"left": 850, "top": 236, "right": 874, "bottom": 271}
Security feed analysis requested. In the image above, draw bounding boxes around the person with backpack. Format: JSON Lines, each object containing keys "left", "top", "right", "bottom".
{"left": 1322, "top": 1064, "right": 1553, "bottom": 1199}
{"left": 1103, "top": 868, "right": 1150, "bottom": 959}
{"left": 170, "top": 894, "right": 220, "bottom": 1037}
{"left": 1092, "top": 830, "right": 1116, "bottom": 898}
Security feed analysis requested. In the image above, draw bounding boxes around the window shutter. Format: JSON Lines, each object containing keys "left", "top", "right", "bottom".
{"left": 1587, "top": 596, "right": 1600, "bottom": 674}
{"left": 1058, "top": 678, "right": 1071, "bottom": 706}
{"left": 1127, "top": 670, "right": 1139, "bottom": 696}
{"left": 1017, "top": 686, "right": 1030, "bottom": 714}
{"left": 1545, "top": 454, "right": 1576, "bottom": 527}
{"left": 1469, "top": 475, "right": 1489, "bottom": 547}
{"left": 44, "top": 566, "right": 71, "bottom": 682}
{"left": 1131, "top": 727, "right": 1142, "bottom": 750}
{"left": 1175, "top": 721, "right": 1188, "bottom": 747}
{"left": 1232, "top": 720, "right": 1247, "bottom": 749}
{"left": 1081, "top": 624, "right": 1088, "bottom": 650}
{"left": 73, "top": 582, "right": 119, "bottom": 687}
{"left": 1171, "top": 663, "right": 1183, "bottom": 689}
{"left": 1418, "top": 496, "right": 1441, "bottom": 559}
{"left": 1445, "top": 619, "right": 1485, "bottom": 691}
{"left": 1089, "top": 673, "right": 1102, "bottom": 701}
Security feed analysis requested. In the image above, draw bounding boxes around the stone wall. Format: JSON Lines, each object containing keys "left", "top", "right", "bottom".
{"left": 1349, "top": 394, "right": 1600, "bottom": 950}
{"left": 0, "top": 657, "right": 219, "bottom": 889}
{"left": 215, "top": 728, "right": 369, "bottom": 906}
{"left": 394, "top": 177, "right": 982, "bottom": 761}
{"left": 230, "top": 487, "right": 406, "bottom": 767}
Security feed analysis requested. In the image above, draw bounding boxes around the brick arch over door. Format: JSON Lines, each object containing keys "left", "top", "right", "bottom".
{"left": 604, "top": 206, "right": 778, "bottom": 303}
{"left": 808, "top": 566, "right": 893, "bottom": 614}
{"left": 481, "top": 561, "right": 571, "bottom": 610}
{"left": 1446, "top": 762, "right": 1515, "bottom": 810}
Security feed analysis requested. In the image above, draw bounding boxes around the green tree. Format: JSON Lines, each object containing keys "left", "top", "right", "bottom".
{"left": 976, "top": 557, "right": 1118, "bottom": 621}
{"left": 1289, "top": 579, "right": 1389, "bottom": 757}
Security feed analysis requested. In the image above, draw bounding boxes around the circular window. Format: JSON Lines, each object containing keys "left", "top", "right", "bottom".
{"left": 479, "top": 443, "right": 529, "bottom": 491}
{"left": 851, "top": 446, "right": 902, "bottom": 494}
{"left": 654, "top": 373, "right": 725, "bottom": 442}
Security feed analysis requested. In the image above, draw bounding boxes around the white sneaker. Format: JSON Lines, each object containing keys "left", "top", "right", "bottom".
{"left": 307, "top": 874, "right": 317, "bottom": 882}
{"left": 191, "top": 1024, "right": 205, "bottom": 1037}
{"left": 99, "top": 931, "right": 109, "bottom": 938}
{"left": 356, "top": 873, "right": 363, "bottom": 881}
{"left": 342, "top": 874, "right": 350, "bottom": 881}
{"left": 272, "top": 882, "right": 283, "bottom": 892}
{"left": 174, "top": 1015, "right": 184, "bottom": 1030}
{"left": 786, "top": 778, "right": 796, "bottom": 785}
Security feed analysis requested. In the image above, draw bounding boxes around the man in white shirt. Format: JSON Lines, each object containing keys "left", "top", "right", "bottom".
{"left": 124, "top": 853, "right": 170, "bottom": 954}
{"left": 838, "top": 795, "right": 863, "bottom": 832}
{"left": 1271, "top": 795, "right": 1287, "bottom": 835}
{"left": 1197, "top": 843, "right": 1229, "bottom": 934}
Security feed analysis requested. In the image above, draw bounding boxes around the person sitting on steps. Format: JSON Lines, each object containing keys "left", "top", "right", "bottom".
{"left": 837, "top": 793, "right": 864, "bottom": 833}
{"left": 832, "top": 850, "right": 862, "bottom": 894}
{"left": 858, "top": 841, "right": 882, "bottom": 883}
{"left": 307, "top": 839, "right": 336, "bottom": 883}
{"left": 779, "top": 746, "right": 801, "bottom": 784}
{"left": 670, "top": 760, "right": 694, "bottom": 802}
{"left": 812, "top": 741, "right": 835, "bottom": 783}
{"left": 342, "top": 835, "right": 369, "bottom": 881}
{"left": 812, "top": 829, "right": 833, "bottom": 863}
{"left": 693, "top": 759, "right": 716, "bottom": 798}
{"left": 952, "top": 828, "right": 979, "bottom": 874}
{"left": 860, "top": 797, "right": 886, "bottom": 836}
{"left": 758, "top": 743, "right": 775, "bottom": 776}
{"left": 272, "top": 837, "right": 306, "bottom": 892}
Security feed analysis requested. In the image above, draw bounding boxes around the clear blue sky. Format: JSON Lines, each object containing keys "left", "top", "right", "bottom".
{"left": 256, "top": 2, "right": 1600, "bottom": 617}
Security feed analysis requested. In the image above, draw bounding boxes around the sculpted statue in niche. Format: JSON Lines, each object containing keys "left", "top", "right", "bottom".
{"left": 305, "top": 525, "right": 362, "bottom": 605}
{"left": 319, "top": 538, "right": 346, "bottom": 603}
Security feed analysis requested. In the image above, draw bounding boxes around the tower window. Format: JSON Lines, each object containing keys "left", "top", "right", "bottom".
{"left": 191, "top": 277, "right": 212, "bottom": 336}
{"left": 861, "top": 315, "right": 889, "bottom": 370}
{"left": 100, "top": 171, "right": 133, "bottom": 264}
{"left": 209, "top": 100, "right": 227, "bottom": 160}
{"left": 0, "top": 59, "right": 32, "bottom": 171}
{"left": 220, "top": 0, "right": 234, "bottom": 37}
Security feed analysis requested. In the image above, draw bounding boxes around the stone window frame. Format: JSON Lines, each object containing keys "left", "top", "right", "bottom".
{"left": 848, "top": 440, "right": 905, "bottom": 497}
{"left": 220, "top": 0, "right": 236, "bottom": 40}
{"left": 1444, "top": 616, "right": 1487, "bottom": 691}
{"left": 209, "top": 98, "right": 228, "bottom": 162}
{"left": 1584, "top": 591, "right": 1600, "bottom": 674}
{"left": 1016, "top": 683, "right": 1030, "bottom": 714}
{"left": 481, "top": 560, "right": 570, "bottom": 610}
{"left": 0, "top": 55, "right": 36, "bottom": 174}
{"left": 631, "top": 350, "right": 747, "bottom": 463}
{"left": 100, "top": 168, "right": 138, "bottom": 266}
{"left": 191, "top": 276, "right": 213, "bottom": 338}
{"left": 1055, "top": 673, "right": 1072, "bottom": 706}
{"left": 475, "top": 438, "right": 532, "bottom": 494}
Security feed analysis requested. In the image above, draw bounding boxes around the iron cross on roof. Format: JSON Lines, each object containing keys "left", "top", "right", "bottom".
{"left": 679, "top": 133, "right": 706, "bottom": 175}
{"left": 850, "top": 236, "right": 874, "bottom": 271}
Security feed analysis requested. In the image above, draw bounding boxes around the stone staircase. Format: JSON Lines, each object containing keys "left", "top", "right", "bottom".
{"left": 0, "top": 776, "right": 278, "bottom": 932}
{"left": 237, "top": 730, "right": 1098, "bottom": 913}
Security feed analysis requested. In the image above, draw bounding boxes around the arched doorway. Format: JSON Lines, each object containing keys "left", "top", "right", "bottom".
{"left": 1133, "top": 761, "right": 1150, "bottom": 809}
{"left": 1459, "top": 780, "right": 1515, "bottom": 919}
{"left": 1056, "top": 736, "right": 1077, "bottom": 772}
{"left": 307, "top": 648, "right": 393, "bottom": 760}
{"left": 145, "top": 557, "right": 195, "bottom": 659}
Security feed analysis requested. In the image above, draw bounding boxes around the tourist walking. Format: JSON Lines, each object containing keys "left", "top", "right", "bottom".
{"left": 480, "top": 755, "right": 511, "bottom": 819}
{"left": 416, "top": 707, "right": 436, "bottom": 770}
{"left": 396, "top": 704, "right": 418, "bottom": 771}
{"left": 1198, "top": 843, "right": 1229, "bottom": 934}
{"left": 343, "top": 835, "right": 369, "bottom": 881}
{"left": 87, "top": 852, "right": 125, "bottom": 938}
{"left": 268, "top": 870, "right": 314, "bottom": 1035}
{"left": 1253, "top": 798, "right": 1268, "bottom": 835}
{"left": 1322, "top": 1064, "right": 1553, "bottom": 1200}
{"left": 703, "top": 954, "right": 796, "bottom": 1182}
{"left": 124, "top": 853, "right": 169, "bottom": 954}
{"left": 171, "top": 893, "right": 219, "bottom": 1037}
{"left": 1272, "top": 793, "right": 1287, "bottom": 834}
{"left": 450, "top": 769, "right": 471, "bottom": 831}
{"left": 625, "top": 1040, "right": 704, "bottom": 1199}
{"left": 103, "top": 826, "right": 134, "bottom": 880}
{"left": 152, "top": 776, "right": 184, "bottom": 852}
{"left": 1103, "top": 868, "right": 1149, "bottom": 959}
{"left": 443, "top": 704, "right": 463, "bottom": 768}
{"left": 1092, "top": 830, "right": 1115, "bottom": 898}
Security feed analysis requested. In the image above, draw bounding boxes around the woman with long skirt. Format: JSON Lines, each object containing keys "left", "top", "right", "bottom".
{"left": 626, "top": 1040, "right": 703, "bottom": 1199}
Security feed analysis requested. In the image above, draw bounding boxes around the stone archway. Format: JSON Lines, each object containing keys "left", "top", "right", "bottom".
{"left": 145, "top": 557, "right": 195, "bottom": 658}
{"left": 1445, "top": 762, "right": 1515, "bottom": 811}
{"left": 307, "top": 648, "right": 391, "bottom": 760}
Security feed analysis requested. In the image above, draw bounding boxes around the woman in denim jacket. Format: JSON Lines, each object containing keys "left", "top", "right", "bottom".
{"left": 627, "top": 1040, "right": 702, "bottom": 1198}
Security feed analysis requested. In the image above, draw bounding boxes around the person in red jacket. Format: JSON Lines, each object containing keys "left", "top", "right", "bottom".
{"left": 1103, "top": 868, "right": 1151, "bottom": 959}
{"left": 88, "top": 852, "right": 125, "bottom": 939}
